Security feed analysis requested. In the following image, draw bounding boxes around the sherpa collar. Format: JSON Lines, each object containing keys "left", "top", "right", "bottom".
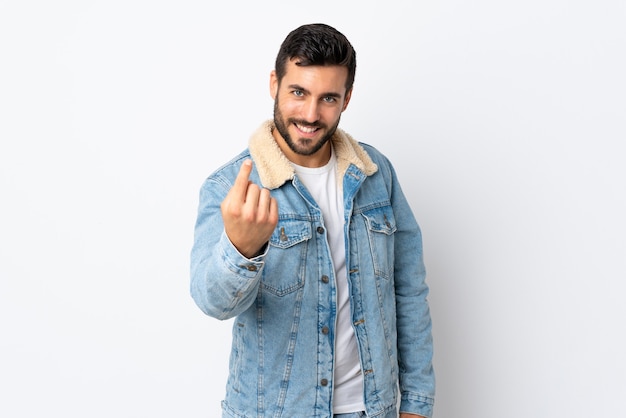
{"left": 248, "top": 120, "right": 378, "bottom": 189}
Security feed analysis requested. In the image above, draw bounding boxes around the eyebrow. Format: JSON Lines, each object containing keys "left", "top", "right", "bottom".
{"left": 287, "top": 84, "right": 343, "bottom": 99}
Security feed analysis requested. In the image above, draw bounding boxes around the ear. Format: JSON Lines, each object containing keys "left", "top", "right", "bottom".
{"left": 342, "top": 88, "right": 353, "bottom": 112}
{"left": 270, "top": 70, "right": 278, "bottom": 98}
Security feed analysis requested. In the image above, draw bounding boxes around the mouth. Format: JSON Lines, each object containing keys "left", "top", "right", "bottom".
{"left": 294, "top": 122, "right": 321, "bottom": 136}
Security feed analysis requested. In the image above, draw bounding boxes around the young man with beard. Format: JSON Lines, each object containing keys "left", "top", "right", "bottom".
{"left": 190, "top": 23, "right": 435, "bottom": 418}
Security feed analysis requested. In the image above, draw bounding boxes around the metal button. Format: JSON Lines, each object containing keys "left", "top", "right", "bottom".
{"left": 316, "top": 226, "right": 324, "bottom": 234}
{"left": 320, "top": 378, "right": 328, "bottom": 386}
{"left": 321, "top": 275, "right": 329, "bottom": 283}
{"left": 321, "top": 326, "right": 329, "bottom": 335}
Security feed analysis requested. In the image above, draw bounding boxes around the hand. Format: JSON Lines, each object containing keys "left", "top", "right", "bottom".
{"left": 221, "top": 159, "right": 278, "bottom": 258}
{"left": 400, "top": 414, "right": 426, "bottom": 418}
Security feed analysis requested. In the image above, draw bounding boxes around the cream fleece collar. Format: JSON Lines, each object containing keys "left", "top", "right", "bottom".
{"left": 248, "top": 120, "right": 378, "bottom": 190}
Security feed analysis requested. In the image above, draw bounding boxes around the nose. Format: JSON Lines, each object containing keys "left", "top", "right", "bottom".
{"left": 301, "top": 99, "right": 320, "bottom": 123}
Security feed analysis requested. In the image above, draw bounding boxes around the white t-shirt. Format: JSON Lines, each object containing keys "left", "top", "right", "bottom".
{"left": 292, "top": 150, "right": 365, "bottom": 414}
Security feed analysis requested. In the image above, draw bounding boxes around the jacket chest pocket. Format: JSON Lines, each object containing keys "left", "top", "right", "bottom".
{"left": 262, "top": 219, "right": 312, "bottom": 296}
{"left": 362, "top": 205, "right": 397, "bottom": 280}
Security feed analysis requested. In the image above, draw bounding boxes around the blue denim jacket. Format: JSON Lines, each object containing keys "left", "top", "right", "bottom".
{"left": 191, "top": 121, "right": 435, "bottom": 418}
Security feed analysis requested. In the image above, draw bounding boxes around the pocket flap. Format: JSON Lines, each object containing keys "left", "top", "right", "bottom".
{"left": 362, "top": 206, "right": 397, "bottom": 235}
{"left": 269, "top": 219, "right": 312, "bottom": 249}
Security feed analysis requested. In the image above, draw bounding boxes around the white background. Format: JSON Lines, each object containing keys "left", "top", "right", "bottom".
{"left": 1, "top": 1, "right": 625, "bottom": 417}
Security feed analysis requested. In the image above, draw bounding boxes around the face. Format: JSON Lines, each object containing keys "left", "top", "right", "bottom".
{"left": 270, "top": 59, "right": 352, "bottom": 167}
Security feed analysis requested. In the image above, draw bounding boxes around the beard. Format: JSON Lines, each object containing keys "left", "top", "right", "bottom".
{"left": 273, "top": 98, "right": 340, "bottom": 156}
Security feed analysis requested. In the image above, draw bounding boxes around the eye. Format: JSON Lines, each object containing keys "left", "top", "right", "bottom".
{"left": 323, "top": 96, "right": 337, "bottom": 103}
{"left": 292, "top": 89, "right": 304, "bottom": 97}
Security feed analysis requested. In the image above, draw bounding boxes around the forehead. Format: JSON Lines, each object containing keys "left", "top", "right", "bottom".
{"left": 281, "top": 59, "right": 349, "bottom": 94}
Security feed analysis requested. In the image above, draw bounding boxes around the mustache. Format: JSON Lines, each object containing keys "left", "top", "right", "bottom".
{"left": 289, "top": 118, "right": 325, "bottom": 129}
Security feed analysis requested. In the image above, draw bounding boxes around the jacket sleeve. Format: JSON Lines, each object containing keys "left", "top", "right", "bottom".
{"left": 190, "top": 175, "right": 266, "bottom": 320}
{"left": 385, "top": 159, "right": 436, "bottom": 417}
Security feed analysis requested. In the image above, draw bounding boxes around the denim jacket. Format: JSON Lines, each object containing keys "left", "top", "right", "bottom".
{"left": 191, "top": 121, "right": 435, "bottom": 418}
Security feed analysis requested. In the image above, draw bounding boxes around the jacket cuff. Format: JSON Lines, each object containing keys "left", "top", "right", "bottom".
{"left": 220, "top": 231, "right": 266, "bottom": 277}
{"left": 399, "top": 393, "right": 435, "bottom": 418}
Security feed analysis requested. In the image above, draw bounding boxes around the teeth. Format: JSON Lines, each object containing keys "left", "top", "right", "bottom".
{"left": 296, "top": 124, "right": 317, "bottom": 133}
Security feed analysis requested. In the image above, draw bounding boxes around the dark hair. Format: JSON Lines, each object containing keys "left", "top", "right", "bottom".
{"left": 274, "top": 23, "right": 357, "bottom": 91}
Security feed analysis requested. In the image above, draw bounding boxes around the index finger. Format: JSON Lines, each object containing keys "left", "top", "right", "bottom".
{"left": 231, "top": 159, "right": 253, "bottom": 201}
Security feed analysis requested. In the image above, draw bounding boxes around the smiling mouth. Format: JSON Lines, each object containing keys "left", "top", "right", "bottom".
{"left": 294, "top": 123, "right": 320, "bottom": 134}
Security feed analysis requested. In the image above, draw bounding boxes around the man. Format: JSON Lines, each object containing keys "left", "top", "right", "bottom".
{"left": 190, "top": 23, "right": 435, "bottom": 418}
